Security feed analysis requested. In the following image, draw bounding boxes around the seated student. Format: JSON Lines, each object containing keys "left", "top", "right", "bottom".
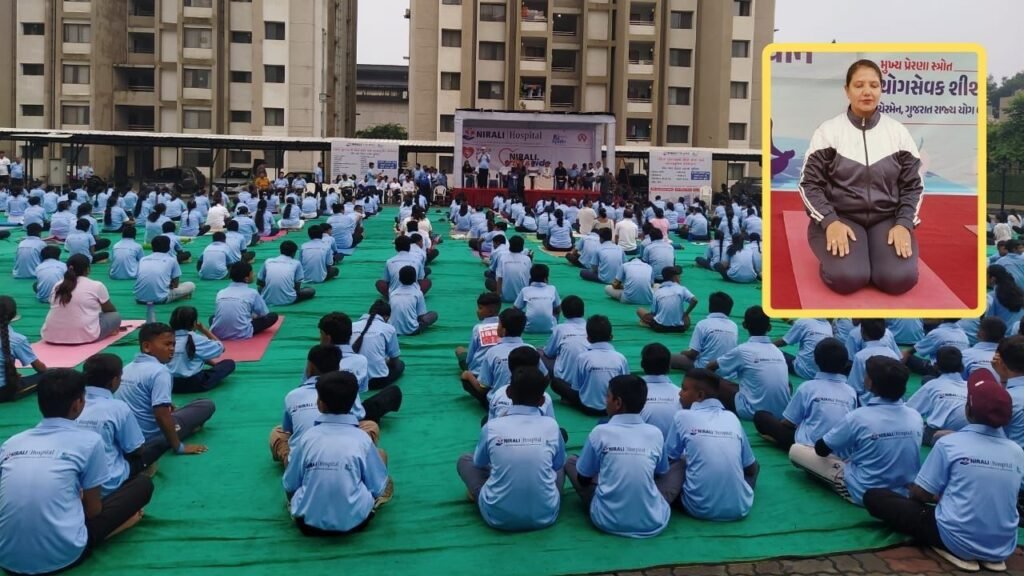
{"left": 486, "top": 350, "right": 559, "bottom": 425}
{"left": 903, "top": 319, "right": 970, "bottom": 376}
{"left": 552, "top": 315, "right": 629, "bottom": 416}
{"left": 155, "top": 221, "right": 187, "bottom": 264}
{"left": 844, "top": 318, "right": 900, "bottom": 360}
{"left": 638, "top": 343, "right": 683, "bottom": 439}
{"left": 225, "top": 220, "right": 257, "bottom": 263}
{"left": 580, "top": 228, "right": 625, "bottom": 284}
{"left": 168, "top": 306, "right": 236, "bottom": 393}
{"left": 753, "top": 338, "right": 856, "bottom": 452}
{"left": 387, "top": 265, "right": 438, "bottom": 336}
{"left": 995, "top": 337, "right": 1024, "bottom": 448}
{"left": 66, "top": 218, "right": 109, "bottom": 263}
{"left": 144, "top": 204, "right": 169, "bottom": 243}
{"left": 115, "top": 323, "right": 215, "bottom": 464}
{"left": 41, "top": 254, "right": 122, "bottom": 344}
{"left": 49, "top": 201, "right": 76, "bottom": 240}
{"left": 774, "top": 318, "right": 834, "bottom": 379}
{"left": 234, "top": 205, "right": 261, "bottom": 246}
{"left": 407, "top": 221, "right": 440, "bottom": 263}
{"left": 790, "top": 356, "right": 923, "bottom": 507}
{"left": 514, "top": 264, "right": 561, "bottom": 334}
{"left": 0, "top": 295, "right": 47, "bottom": 402}
{"left": 715, "top": 234, "right": 762, "bottom": 283}
{"left": 13, "top": 222, "right": 46, "bottom": 279}
{"left": 300, "top": 225, "right": 340, "bottom": 283}
{"left": 706, "top": 306, "right": 790, "bottom": 420}
{"left": 109, "top": 225, "right": 145, "bottom": 280}
{"left": 907, "top": 346, "right": 968, "bottom": 446}
{"left": 544, "top": 209, "right": 574, "bottom": 252}
{"left": 566, "top": 374, "right": 673, "bottom": 538}
{"left": 461, "top": 307, "right": 535, "bottom": 407}
{"left": 488, "top": 235, "right": 532, "bottom": 302}
{"left": 848, "top": 319, "right": 902, "bottom": 404}
{"left": 682, "top": 208, "right": 710, "bottom": 241}
{"left": 661, "top": 368, "right": 759, "bottom": 521}
{"left": 300, "top": 193, "right": 319, "bottom": 219}
{"left": 456, "top": 292, "right": 502, "bottom": 373}
{"left": 457, "top": 366, "right": 566, "bottom": 532}
{"left": 0, "top": 369, "right": 155, "bottom": 576}
{"left": 566, "top": 228, "right": 600, "bottom": 269}
{"left": 198, "top": 231, "right": 237, "bottom": 280}
{"left": 258, "top": 241, "right": 315, "bottom": 307}
{"left": 863, "top": 373, "right": 1024, "bottom": 573}
{"left": 22, "top": 195, "right": 48, "bottom": 229}
{"left": 133, "top": 235, "right": 196, "bottom": 305}
{"left": 211, "top": 262, "right": 279, "bottom": 340}
{"left": 34, "top": 245, "right": 67, "bottom": 302}
{"left": 961, "top": 317, "right": 1004, "bottom": 378}
{"left": 641, "top": 229, "right": 676, "bottom": 282}
{"left": 887, "top": 318, "right": 926, "bottom": 346}
{"left": 605, "top": 257, "right": 654, "bottom": 305}
{"left": 539, "top": 294, "right": 589, "bottom": 380}
{"left": 670, "top": 291, "right": 739, "bottom": 372}
{"left": 351, "top": 300, "right": 404, "bottom": 390}
{"left": 376, "top": 235, "right": 431, "bottom": 298}
{"left": 283, "top": 371, "right": 393, "bottom": 536}
{"left": 316, "top": 312, "right": 371, "bottom": 388}
{"left": 278, "top": 197, "right": 302, "bottom": 230}
{"left": 694, "top": 230, "right": 727, "bottom": 270}
{"left": 179, "top": 201, "right": 209, "bottom": 238}
{"left": 637, "top": 266, "right": 698, "bottom": 334}
{"left": 77, "top": 354, "right": 151, "bottom": 493}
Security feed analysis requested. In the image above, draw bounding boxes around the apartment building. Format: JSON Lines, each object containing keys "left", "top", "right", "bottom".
{"left": 0, "top": 0, "right": 357, "bottom": 181}
{"left": 356, "top": 64, "right": 409, "bottom": 132}
{"left": 408, "top": 0, "right": 774, "bottom": 184}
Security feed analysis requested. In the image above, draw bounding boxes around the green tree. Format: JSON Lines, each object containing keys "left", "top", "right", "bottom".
{"left": 355, "top": 123, "right": 408, "bottom": 140}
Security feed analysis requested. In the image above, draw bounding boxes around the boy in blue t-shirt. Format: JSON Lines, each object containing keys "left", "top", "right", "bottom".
{"left": 455, "top": 292, "right": 502, "bottom": 373}
{"left": 387, "top": 265, "right": 438, "bottom": 335}
{"left": 34, "top": 245, "right": 67, "bottom": 302}
{"left": 13, "top": 222, "right": 46, "bottom": 278}
{"left": 211, "top": 262, "right": 279, "bottom": 340}
{"left": 906, "top": 346, "right": 969, "bottom": 446}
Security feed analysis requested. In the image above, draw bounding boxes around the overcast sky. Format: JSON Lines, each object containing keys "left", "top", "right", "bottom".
{"left": 357, "top": 0, "right": 1022, "bottom": 81}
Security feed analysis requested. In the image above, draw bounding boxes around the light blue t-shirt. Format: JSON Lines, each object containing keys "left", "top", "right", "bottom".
{"left": 687, "top": 313, "right": 739, "bottom": 369}
{"left": 913, "top": 322, "right": 969, "bottom": 361}
{"left": 541, "top": 318, "right": 589, "bottom": 382}
{"left": 465, "top": 316, "right": 500, "bottom": 375}
{"left": 650, "top": 281, "right": 696, "bottom": 328}
{"left": 326, "top": 212, "right": 357, "bottom": 254}
{"left": 495, "top": 252, "right": 532, "bottom": 303}
{"left": 49, "top": 211, "right": 75, "bottom": 239}
{"left": 0, "top": 327, "right": 36, "bottom": 390}
{"left": 258, "top": 255, "right": 305, "bottom": 306}
{"left": 886, "top": 318, "right": 925, "bottom": 345}
{"left": 641, "top": 241, "right": 675, "bottom": 282}
{"left": 844, "top": 325, "right": 900, "bottom": 361}
{"left": 724, "top": 244, "right": 761, "bottom": 283}
{"left": 575, "top": 233, "right": 600, "bottom": 268}
{"left": 13, "top": 235, "right": 46, "bottom": 278}
{"left": 639, "top": 374, "right": 682, "bottom": 439}
{"left": 576, "top": 414, "right": 670, "bottom": 538}
{"left": 381, "top": 251, "right": 423, "bottom": 293}
{"left": 349, "top": 314, "right": 401, "bottom": 379}
{"left": 64, "top": 230, "right": 95, "bottom": 261}
{"left": 664, "top": 399, "right": 756, "bottom": 520}
{"left": 847, "top": 341, "right": 902, "bottom": 404}
{"left": 168, "top": 330, "right": 225, "bottom": 378}
{"left": 514, "top": 282, "right": 561, "bottom": 334}
{"left": 76, "top": 387, "right": 145, "bottom": 496}
{"left": 114, "top": 353, "right": 175, "bottom": 440}
{"left": 211, "top": 283, "right": 270, "bottom": 340}
{"left": 387, "top": 284, "right": 428, "bottom": 335}
{"left": 574, "top": 342, "right": 630, "bottom": 411}
{"left": 199, "top": 242, "right": 235, "bottom": 280}
{"left": 782, "top": 319, "right": 834, "bottom": 380}
{"left": 717, "top": 335, "right": 790, "bottom": 419}
{"left": 546, "top": 221, "right": 573, "bottom": 250}
{"left": 300, "top": 239, "right": 334, "bottom": 284}
{"left": 475, "top": 336, "right": 548, "bottom": 395}
{"left": 179, "top": 210, "right": 204, "bottom": 237}
{"left": 34, "top": 259, "right": 67, "bottom": 302}
{"left": 615, "top": 259, "right": 653, "bottom": 305}
{"left": 133, "top": 252, "right": 181, "bottom": 303}
{"left": 103, "top": 206, "right": 130, "bottom": 231}
{"left": 109, "top": 238, "right": 144, "bottom": 280}
{"left": 961, "top": 342, "right": 998, "bottom": 379}
{"left": 487, "top": 386, "right": 555, "bottom": 420}
{"left": 906, "top": 373, "right": 969, "bottom": 432}
{"left": 782, "top": 372, "right": 858, "bottom": 446}
{"left": 594, "top": 242, "right": 626, "bottom": 284}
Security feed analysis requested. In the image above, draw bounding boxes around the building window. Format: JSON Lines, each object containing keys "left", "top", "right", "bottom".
{"left": 184, "top": 68, "right": 211, "bottom": 89}
{"left": 182, "top": 148, "right": 213, "bottom": 167}
{"left": 230, "top": 31, "right": 252, "bottom": 43}
{"left": 667, "top": 87, "right": 691, "bottom": 106}
{"left": 441, "top": 29, "right": 461, "bottom": 47}
{"left": 229, "top": 150, "right": 252, "bottom": 164}
{"left": 440, "top": 114, "right": 455, "bottom": 133}
{"left": 730, "top": 81, "right": 749, "bottom": 99}
{"left": 63, "top": 23, "right": 91, "bottom": 43}
{"left": 480, "top": 3, "right": 506, "bottom": 22}
{"left": 442, "top": 0, "right": 461, "bottom": 4}
{"left": 669, "top": 48, "right": 692, "bottom": 67}
{"left": 22, "top": 23, "right": 44, "bottom": 35}
{"left": 734, "top": 0, "right": 752, "bottom": 17}
{"left": 184, "top": 27, "right": 213, "bottom": 49}
{"left": 727, "top": 163, "right": 746, "bottom": 180}
{"left": 129, "top": 32, "right": 155, "bottom": 53}
{"left": 184, "top": 0, "right": 212, "bottom": 7}
{"left": 21, "top": 63, "right": 44, "bottom": 76}
{"left": 264, "top": 65, "right": 285, "bottom": 83}
{"left": 441, "top": 72, "right": 461, "bottom": 91}
{"left": 61, "top": 104, "right": 90, "bottom": 125}
{"left": 183, "top": 109, "right": 212, "bottom": 129}
{"left": 265, "top": 21, "right": 286, "bottom": 40}
{"left": 478, "top": 81, "right": 504, "bottom": 99}
{"left": 265, "top": 108, "right": 285, "bottom": 126}
{"left": 62, "top": 64, "right": 90, "bottom": 84}
{"left": 21, "top": 105, "right": 44, "bottom": 117}
{"left": 670, "top": 11, "right": 694, "bottom": 29}
{"left": 732, "top": 40, "right": 750, "bottom": 58}
{"left": 729, "top": 123, "right": 747, "bottom": 140}
{"left": 666, "top": 125, "right": 690, "bottom": 144}
{"left": 479, "top": 41, "right": 505, "bottom": 61}
{"left": 230, "top": 70, "right": 252, "bottom": 83}
{"left": 230, "top": 110, "right": 252, "bottom": 123}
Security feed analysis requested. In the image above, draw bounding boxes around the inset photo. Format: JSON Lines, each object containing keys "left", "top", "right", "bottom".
{"left": 763, "top": 44, "right": 986, "bottom": 318}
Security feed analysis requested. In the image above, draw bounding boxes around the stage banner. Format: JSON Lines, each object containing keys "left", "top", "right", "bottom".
{"left": 648, "top": 149, "right": 713, "bottom": 196}
{"left": 770, "top": 51, "right": 979, "bottom": 194}
{"left": 461, "top": 125, "right": 597, "bottom": 173}
{"left": 329, "top": 139, "right": 400, "bottom": 181}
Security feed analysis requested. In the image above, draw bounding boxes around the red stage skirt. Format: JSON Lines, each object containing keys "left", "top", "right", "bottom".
{"left": 454, "top": 187, "right": 602, "bottom": 207}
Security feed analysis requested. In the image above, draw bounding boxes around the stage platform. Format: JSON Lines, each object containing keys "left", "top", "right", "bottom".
{"left": 455, "top": 187, "right": 603, "bottom": 207}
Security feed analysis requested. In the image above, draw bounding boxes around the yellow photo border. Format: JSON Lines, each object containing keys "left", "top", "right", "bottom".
{"left": 761, "top": 42, "right": 987, "bottom": 319}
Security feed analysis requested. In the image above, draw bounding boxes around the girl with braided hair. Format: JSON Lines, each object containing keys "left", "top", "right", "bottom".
{"left": 0, "top": 296, "right": 47, "bottom": 402}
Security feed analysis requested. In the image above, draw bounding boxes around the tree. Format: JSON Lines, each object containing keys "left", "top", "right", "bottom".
{"left": 355, "top": 123, "right": 408, "bottom": 140}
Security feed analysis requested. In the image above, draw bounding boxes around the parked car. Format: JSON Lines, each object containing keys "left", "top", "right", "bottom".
{"left": 730, "top": 176, "right": 762, "bottom": 199}
{"left": 213, "top": 168, "right": 252, "bottom": 193}
{"left": 142, "top": 166, "right": 207, "bottom": 196}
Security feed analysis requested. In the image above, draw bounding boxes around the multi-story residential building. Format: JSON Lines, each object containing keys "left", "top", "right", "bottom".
{"left": 408, "top": 0, "right": 773, "bottom": 185}
{"left": 0, "top": 0, "right": 357, "bottom": 181}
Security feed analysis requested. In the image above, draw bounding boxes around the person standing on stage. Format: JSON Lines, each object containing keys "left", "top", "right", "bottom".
{"left": 477, "top": 148, "right": 492, "bottom": 189}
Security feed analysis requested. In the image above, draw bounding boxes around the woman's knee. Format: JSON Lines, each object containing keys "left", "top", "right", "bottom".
{"left": 822, "top": 263, "right": 871, "bottom": 294}
{"left": 872, "top": 264, "right": 918, "bottom": 295}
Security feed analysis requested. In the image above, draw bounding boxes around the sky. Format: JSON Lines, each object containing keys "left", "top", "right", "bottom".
{"left": 357, "top": 0, "right": 1022, "bottom": 82}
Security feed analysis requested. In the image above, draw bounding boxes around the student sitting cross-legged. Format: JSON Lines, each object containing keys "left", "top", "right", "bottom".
{"left": 259, "top": 241, "right": 316, "bottom": 307}
{"left": 960, "top": 317, "right": 1004, "bottom": 378}
{"left": 300, "top": 225, "right": 340, "bottom": 283}
{"left": 637, "top": 266, "right": 698, "bottom": 334}
{"left": 992, "top": 335, "right": 1024, "bottom": 447}
{"left": 0, "top": 295, "right": 47, "bottom": 403}
{"left": 134, "top": 235, "right": 196, "bottom": 305}
{"left": 906, "top": 346, "right": 969, "bottom": 446}
{"left": 211, "top": 261, "right": 279, "bottom": 341}
{"left": 639, "top": 343, "right": 683, "bottom": 439}
{"left": 847, "top": 319, "right": 902, "bottom": 405}
{"left": 13, "top": 222, "right": 46, "bottom": 279}
{"left": 902, "top": 319, "right": 970, "bottom": 377}
{"left": 605, "top": 257, "right": 654, "bottom": 306}
{"left": 457, "top": 366, "right": 566, "bottom": 532}
{"left": 790, "top": 356, "right": 923, "bottom": 506}
{"left": 388, "top": 265, "right": 438, "bottom": 336}
{"left": 110, "top": 225, "right": 145, "bottom": 280}
{"left": 539, "top": 295, "right": 589, "bottom": 386}
{"left": 487, "top": 235, "right": 532, "bottom": 303}
{"left": 566, "top": 374, "right": 674, "bottom": 538}
{"left": 461, "top": 307, "right": 546, "bottom": 408}
{"left": 514, "top": 264, "right": 561, "bottom": 334}
{"left": 351, "top": 300, "right": 405, "bottom": 390}
{"left": 487, "top": 350, "right": 557, "bottom": 424}
{"left": 670, "top": 291, "right": 738, "bottom": 373}
{"left": 168, "top": 306, "right": 237, "bottom": 394}
{"left": 456, "top": 292, "right": 502, "bottom": 374}
{"left": 160, "top": 220, "right": 191, "bottom": 264}
{"left": 661, "top": 368, "right": 760, "bottom": 521}
{"left": 197, "top": 232, "right": 237, "bottom": 280}
{"left": 580, "top": 228, "right": 625, "bottom": 285}
{"left": 753, "top": 338, "right": 857, "bottom": 452}
{"left": 0, "top": 369, "right": 155, "bottom": 576}
{"left": 283, "top": 370, "right": 394, "bottom": 537}
{"left": 550, "top": 315, "right": 629, "bottom": 416}
{"left": 115, "top": 323, "right": 215, "bottom": 465}
{"left": 863, "top": 372, "right": 1024, "bottom": 573}
{"left": 773, "top": 318, "right": 834, "bottom": 380}
{"left": 376, "top": 235, "right": 431, "bottom": 298}
{"left": 34, "top": 245, "right": 67, "bottom": 303}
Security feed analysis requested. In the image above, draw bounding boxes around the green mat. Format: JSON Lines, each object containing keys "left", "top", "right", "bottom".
{"left": 0, "top": 207, "right": 915, "bottom": 576}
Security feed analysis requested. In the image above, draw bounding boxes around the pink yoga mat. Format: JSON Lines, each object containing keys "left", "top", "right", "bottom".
{"left": 25, "top": 320, "right": 146, "bottom": 368}
{"left": 262, "top": 230, "right": 289, "bottom": 241}
{"left": 781, "top": 211, "right": 967, "bottom": 310}
{"left": 217, "top": 317, "right": 285, "bottom": 362}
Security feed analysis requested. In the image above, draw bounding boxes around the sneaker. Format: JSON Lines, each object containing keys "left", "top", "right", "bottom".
{"left": 374, "top": 477, "right": 394, "bottom": 510}
{"left": 981, "top": 561, "right": 1007, "bottom": 572}
{"left": 932, "top": 547, "right": 980, "bottom": 572}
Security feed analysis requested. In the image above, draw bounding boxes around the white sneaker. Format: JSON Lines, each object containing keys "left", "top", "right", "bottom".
{"left": 981, "top": 561, "right": 1007, "bottom": 572}
{"left": 932, "top": 547, "right": 980, "bottom": 572}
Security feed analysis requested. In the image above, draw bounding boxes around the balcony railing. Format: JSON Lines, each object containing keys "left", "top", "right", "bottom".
{"left": 629, "top": 18, "right": 655, "bottom": 25}
{"left": 126, "top": 83, "right": 155, "bottom": 92}
{"left": 626, "top": 134, "right": 651, "bottom": 142}
{"left": 552, "top": 28, "right": 577, "bottom": 37}
{"left": 628, "top": 58, "right": 654, "bottom": 65}
{"left": 550, "top": 102, "right": 574, "bottom": 109}
{"left": 521, "top": 54, "right": 547, "bottom": 62}
{"left": 126, "top": 123, "right": 155, "bottom": 131}
{"left": 522, "top": 12, "right": 547, "bottom": 22}
{"left": 551, "top": 64, "right": 575, "bottom": 72}
{"left": 520, "top": 92, "right": 545, "bottom": 101}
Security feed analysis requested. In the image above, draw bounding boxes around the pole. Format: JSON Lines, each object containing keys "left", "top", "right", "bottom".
{"left": 1002, "top": 166, "right": 1008, "bottom": 211}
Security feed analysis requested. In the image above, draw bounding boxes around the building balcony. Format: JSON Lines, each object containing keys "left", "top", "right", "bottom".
{"left": 627, "top": 100, "right": 653, "bottom": 113}
{"left": 64, "top": 1, "right": 91, "bottom": 14}
{"left": 521, "top": 99, "right": 546, "bottom": 111}
{"left": 63, "top": 42, "right": 91, "bottom": 56}
{"left": 183, "top": 87, "right": 213, "bottom": 100}
{"left": 62, "top": 83, "right": 91, "bottom": 97}
{"left": 626, "top": 134, "right": 652, "bottom": 143}
{"left": 629, "top": 22, "right": 656, "bottom": 36}
{"left": 520, "top": 57, "right": 548, "bottom": 73}
{"left": 183, "top": 6, "right": 213, "bottom": 19}
{"left": 550, "top": 102, "right": 574, "bottom": 111}
{"left": 183, "top": 48, "right": 214, "bottom": 62}
{"left": 114, "top": 90, "right": 156, "bottom": 107}
{"left": 521, "top": 20, "right": 548, "bottom": 33}
{"left": 628, "top": 62, "right": 654, "bottom": 75}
